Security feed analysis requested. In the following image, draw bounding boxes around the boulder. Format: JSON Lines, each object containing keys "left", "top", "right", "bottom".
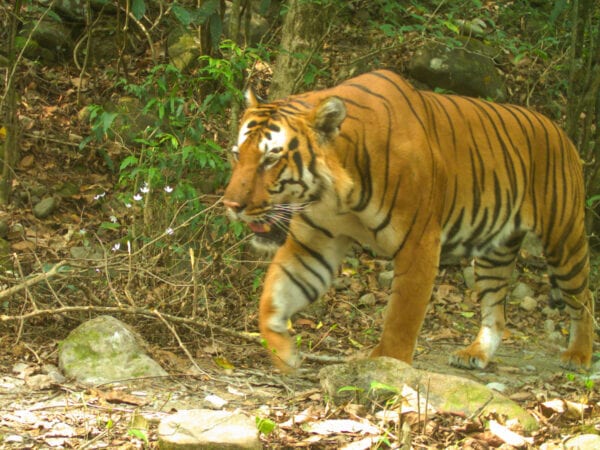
{"left": 158, "top": 409, "right": 260, "bottom": 450}
{"left": 58, "top": 315, "right": 167, "bottom": 385}
{"left": 409, "top": 40, "right": 507, "bottom": 101}
{"left": 33, "top": 197, "right": 58, "bottom": 219}
{"left": 320, "top": 357, "right": 538, "bottom": 431}
{"left": 564, "top": 434, "right": 600, "bottom": 449}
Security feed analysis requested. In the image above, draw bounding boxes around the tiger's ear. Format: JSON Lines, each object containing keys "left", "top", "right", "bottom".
{"left": 312, "top": 97, "right": 346, "bottom": 139}
{"left": 245, "top": 88, "right": 261, "bottom": 108}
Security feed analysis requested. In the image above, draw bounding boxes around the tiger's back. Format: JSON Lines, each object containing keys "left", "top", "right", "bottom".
{"left": 223, "top": 69, "right": 594, "bottom": 371}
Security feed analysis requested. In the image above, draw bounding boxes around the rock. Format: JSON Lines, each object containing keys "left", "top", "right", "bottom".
{"left": 70, "top": 246, "right": 104, "bottom": 260}
{"left": 520, "top": 232, "right": 543, "bottom": 258}
{"left": 168, "top": 30, "right": 202, "bottom": 71}
{"left": 543, "top": 319, "right": 556, "bottom": 334}
{"left": 320, "top": 357, "right": 538, "bottom": 431}
{"left": 19, "top": 18, "right": 73, "bottom": 63}
{"left": 564, "top": 434, "right": 600, "bottom": 449}
{"left": 332, "top": 276, "right": 352, "bottom": 291}
{"left": 58, "top": 315, "right": 167, "bottom": 385}
{"left": 378, "top": 270, "right": 394, "bottom": 289}
{"left": 25, "top": 374, "right": 56, "bottom": 390}
{"left": 542, "top": 305, "right": 559, "bottom": 318}
{"left": 409, "top": 41, "right": 507, "bottom": 101}
{"left": 33, "top": 197, "right": 58, "bottom": 219}
{"left": 511, "top": 282, "right": 534, "bottom": 300}
{"left": 519, "top": 296, "right": 538, "bottom": 311}
{"left": 0, "top": 220, "right": 8, "bottom": 238}
{"left": 52, "top": 0, "right": 86, "bottom": 23}
{"left": 158, "top": 409, "right": 260, "bottom": 450}
{"left": 462, "top": 265, "right": 475, "bottom": 289}
{"left": 359, "top": 293, "right": 377, "bottom": 306}
{"left": 486, "top": 382, "right": 507, "bottom": 393}
{"left": 547, "top": 331, "right": 564, "bottom": 345}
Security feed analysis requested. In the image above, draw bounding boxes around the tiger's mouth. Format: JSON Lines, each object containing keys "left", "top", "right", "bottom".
{"left": 246, "top": 211, "right": 291, "bottom": 246}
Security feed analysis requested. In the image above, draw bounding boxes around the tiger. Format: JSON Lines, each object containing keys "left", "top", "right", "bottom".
{"left": 222, "top": 69, "right": 595, "bottom": 372}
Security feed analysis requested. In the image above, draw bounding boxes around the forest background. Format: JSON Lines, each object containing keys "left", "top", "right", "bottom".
{"left": 0, "top": 0, "right": 600, "bottom": 448}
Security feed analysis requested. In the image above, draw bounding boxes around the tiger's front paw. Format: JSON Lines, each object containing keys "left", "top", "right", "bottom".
{"left": 261, "top": 329, "right": 301, "bottom": 373}
{"left": 560, "top": 349, "right": 591, "bottom": 371}
{"left": 449, "top": 345, "right": 490, "bottom": 369}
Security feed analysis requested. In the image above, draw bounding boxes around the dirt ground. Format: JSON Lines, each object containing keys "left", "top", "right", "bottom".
{"left": 1, "top": 268, "right": 598, "bottom": 449}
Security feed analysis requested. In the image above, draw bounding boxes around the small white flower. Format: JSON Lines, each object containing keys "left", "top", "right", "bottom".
{"left": 165, "top": 227, "right": 174, "bottom": 235}
{"left": 112, "top": 243, "right": 121, "bottom": 252}
{"left": 109, "top": 215, "right": 118, "bottom": 223}
{"left": 133, "top": 194, "right": 143, "bottom": 201}
{"left": 140, "top": 183, "right": 150, "bottom": 194}
{"left": 93, "top": 192, "right": 106, "bottom": 200}
{"left": 125, "top": 203, "right": 132, "bottom": 208}
{"left": 164, "top": 185, "right": 173, "bottom": 193}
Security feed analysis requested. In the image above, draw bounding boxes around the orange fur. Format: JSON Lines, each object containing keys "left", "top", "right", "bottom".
{"left": 223, "top": 70, "right": 594, "bottom": 372}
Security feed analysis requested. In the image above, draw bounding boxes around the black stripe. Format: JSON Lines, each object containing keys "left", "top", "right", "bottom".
{"left": 299, "top": 213, "right": 334, "bottom": 238}
{"left": 289, "top": 232, "right": 334, "bottom": 277}
{"left": 281, "top": 266, "right": 318, "bottom": 303}
{"left": 294, "top": 254, "right": 326, "bottom": 286}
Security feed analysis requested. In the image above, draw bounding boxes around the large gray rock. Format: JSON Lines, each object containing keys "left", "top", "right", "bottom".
{"left": 168, "top": 30, "right": 202, "bottom": 71}
{"left": 158, "top": 409, "right": 260, "bottom": 450}
{"left": 33, "top": 197, "right": 58, "bottom": 219}
{"left": 409, "top": 41, "right": 507, "bottom": 101}
{"left": 320, "top": 357, "right": 538, "bottom": 431}
{"left": 19, "top": 19, "right": 74, "bottom": 63}
{"left": 58, "top": 315, "right": 167, "bottom": 385}
{"left": 564, "top": 434, "right": 600, "bottom": 449}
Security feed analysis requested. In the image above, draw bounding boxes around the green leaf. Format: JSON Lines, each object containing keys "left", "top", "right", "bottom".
{"left": 127, "top": 428, "right": 149, "bottom": 444}
{"left": 443, "top": 21, "right": 460, "bottom": 34}
{"left": 172, "top": 5, "right": 193, "bottom": 26}
{"left": 338, "top": 385, "right": 364, "bottom": 393}
{"left": 100, "top": 222, "right": 121, "bottom": 231}
{"left": 460, "top": 311, "right": 475, "bottom": 318}
{"left": 586, "top": 194, "right": 600, "bottom": 207}
{"left": 120, "top": 155, "right": 139, "bottom": 171}
{"left": 370, "top": 381, "right": 399, "bottom": 394}
{"left": 256, "top": 417, "right": 276, "bottom": 435}
{"left": 131, "top": 0, "right": 146, "bottom": 19}
{"left": 101, "top": 112, "right": 118, "bottom": 133}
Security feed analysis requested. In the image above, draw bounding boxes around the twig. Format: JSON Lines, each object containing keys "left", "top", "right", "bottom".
{"left": 0, "top": 303, "right": 346, "bottom": 366}
{"left": 0, "top": 304, "right": 258, "bottom": 342}
{"left": 0, "top": 260, "right": 67, "bottom": 301}
{"left": 153, "top": 309, "right": 212, "bottom": 378}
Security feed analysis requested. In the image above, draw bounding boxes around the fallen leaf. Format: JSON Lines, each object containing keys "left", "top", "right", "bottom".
{"left": 305, "top": 419, "right": 379, "bottom": 435}
{"left": 488, "top": 420, "right": 533, "bottom": 447}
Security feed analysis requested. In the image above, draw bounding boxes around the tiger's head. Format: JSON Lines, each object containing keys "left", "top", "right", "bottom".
{"left": 223, "top": 90, "right": 349, "bottom": 249}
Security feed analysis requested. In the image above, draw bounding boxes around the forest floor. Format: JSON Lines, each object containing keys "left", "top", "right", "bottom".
{"left": 1, "top": 18, "right": 600, "bottom": 449}
{"left": 1, "top": 278, "right": 599, "bottom": 449}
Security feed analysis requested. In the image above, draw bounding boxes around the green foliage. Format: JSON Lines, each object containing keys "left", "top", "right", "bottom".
{"left": 82, "top": 40, "right": 266, "bottom": 251}
{"left": 256, "top": 416, "right": 277, "bottom": 435}
{"left": 127, "top": 428, "right": 149, "bottom": 444}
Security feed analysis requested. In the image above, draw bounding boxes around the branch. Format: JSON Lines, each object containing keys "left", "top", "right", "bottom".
{"left": 0, "top": 260, "right": 67, "bottom": 301}
{"left": 0, "top": 303, "right": 345, "bottom": 365}
{"left": 0, "top": 303, "right": 257, "bottom": 340}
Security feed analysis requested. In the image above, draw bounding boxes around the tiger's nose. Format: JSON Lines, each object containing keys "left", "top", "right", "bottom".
{"left": 223, "top": 199, "right": 244, "bottom": 213}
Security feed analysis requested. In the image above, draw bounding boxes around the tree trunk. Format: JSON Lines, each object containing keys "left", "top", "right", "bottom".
{"left": 269, "top": 0, "right": 332, "bottom": 100}
{"left": 565, "top": 0, "right": 600, "bottom": 234}
{"left": 0, "top": 0, "right": 22, "bottom": 205}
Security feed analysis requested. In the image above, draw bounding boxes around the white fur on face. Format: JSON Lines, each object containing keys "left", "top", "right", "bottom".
{"left": 237, "top": 121, "right": 288, "bottom": 154}
{"left": 260, "top": 129, "right": 287, "bottom": 153}
{"left": 237, "top": 122, "right": 252, "bottom": 146}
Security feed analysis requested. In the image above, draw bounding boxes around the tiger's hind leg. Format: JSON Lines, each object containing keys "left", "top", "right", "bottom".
{"left": 450, "top": 234, "right": 524, "bottom": 369}
{"left": 546, "top": 238, "right": 594, "bottom": 370}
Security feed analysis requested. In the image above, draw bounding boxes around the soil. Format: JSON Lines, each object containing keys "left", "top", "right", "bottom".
{"left": 1, "top": 263, "right": 598, "bottom": 448}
